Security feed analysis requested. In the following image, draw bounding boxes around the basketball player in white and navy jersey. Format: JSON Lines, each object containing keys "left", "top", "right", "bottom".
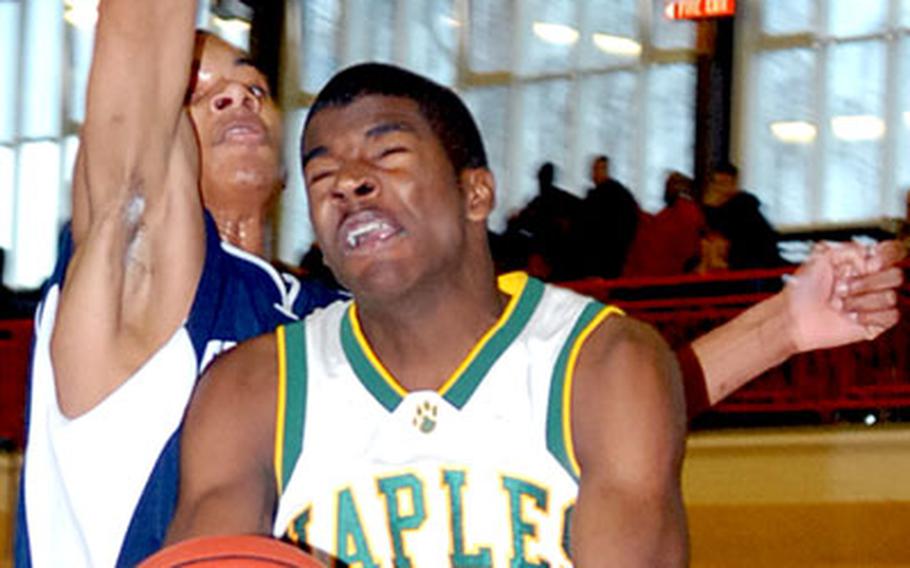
{"left": 14, "top": 10, "right": 341, "bottom": 568}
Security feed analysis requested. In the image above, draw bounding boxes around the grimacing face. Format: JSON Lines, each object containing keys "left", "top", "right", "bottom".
{"left": 301, "top": 95, "right": 481, "bottom": 299}
{"left": 188, "top": 35, "right": 284, "bottom": 208}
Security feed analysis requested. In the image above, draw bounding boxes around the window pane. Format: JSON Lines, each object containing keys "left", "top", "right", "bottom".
{"left": 10, "top": 141, "right": 60, "bottom": 289}
{"left": 901, "top": 0, "right": 910, "bottom": 27}
{"left": 644, "top": 64, "right": 695, "bottom": 211}
{"left": 66, "top": 24, "right": 95, "bottom": 125}
{"left": 299, "top": 0, "right": 341, "bottom": 94}
{"left": 276, "top": 108, "right": 317, "bottom": 266}
{"left": 363, "top": 0, "right": 395, "bottom": 63}
{"left": 579, "top": 71, "right": 638, "bottom": 195}
{"left": 829, "top": 0, "right": 887, "bottom": 37}
{"left": 0, "top": 146, "right": 14, "bottom": 251}
{"left": 22, "top": 0, "right": 63, "bottom": 139}
{"left": 580, "top": 0, "right": 640, "bottom": 69}
{"left": 895, "top": 37, "right": 910, "bottom": 214}
{"left": 468, "top": 0, "right": 513, "bottom": 73}
{"left": 462, "top": 86, "right": 510, "bottom": 227}
{"left": 761, "top": 0, "right": 815, "bottom": 35}
{"left": 405, "top": 0, "right": 457, "bottom": 86}
{"left": 60, "top": 134, "right": 78, "bottom": 224}
{"left": 0, "top": 2, "right": 20, "bottom": 143}
{"left": 823, "top": 40, "right": 886, "bottom": 221}
{"left": 516, "top": 80, "right": 573, "bottom": 215}
{"left": 751, "top": 49, "right": 817, "bottom": 226}
{"left": 651, "top": 0, "right": 695, "bottom": 50}
{"left": 523, "top": 0, "right": 577, "bottom": 75}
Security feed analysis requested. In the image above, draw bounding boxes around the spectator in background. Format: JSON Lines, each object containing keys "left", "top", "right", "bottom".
{"left": 696, "top": 228, "right": 731, "bottom": 274}
{"left": 624, "top": 171, "right": 706, "bottom": 277}
{"left": 703, "top": 163, "right": 786, "bottom": 270}
{"left": 504, "top": 162, "right": 585, "bottom": 280}
{"left": 580, "top": 154, "right": 640, "bottom": 278}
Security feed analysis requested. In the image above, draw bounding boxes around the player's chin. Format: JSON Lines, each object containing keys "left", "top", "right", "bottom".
{"left": 344, "top": 261, "right": 418, "bottom": 301}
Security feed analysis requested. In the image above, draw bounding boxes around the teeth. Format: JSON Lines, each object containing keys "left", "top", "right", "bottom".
{"left": 346, "top": 220, "right": 386, "bottom": 248}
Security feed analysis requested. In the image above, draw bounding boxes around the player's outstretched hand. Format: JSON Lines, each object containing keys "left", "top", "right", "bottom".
{"left": 787, "top": 240, "right": 905, "bottom": 353}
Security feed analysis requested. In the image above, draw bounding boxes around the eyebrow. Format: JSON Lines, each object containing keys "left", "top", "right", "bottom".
{"left": 301, "top": 146, "right": 327, "bottom": 169}
{"left": 301, "top": 120, "right": 416, "bottom": 169}
{"left": 235, "top": 56, "right": 258, "bottom": 70}
{"left": 365, "top": 121, "right": 415, "bottom": 139}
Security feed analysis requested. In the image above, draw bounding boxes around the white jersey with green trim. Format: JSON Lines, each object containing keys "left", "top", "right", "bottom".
{"left": 272, "top": 272, "right": 621, "bottom": 567}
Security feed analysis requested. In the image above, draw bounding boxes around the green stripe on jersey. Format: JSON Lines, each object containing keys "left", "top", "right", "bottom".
{"left": 341, "top": 310, "right": 403, "bottom": 412}
{"left": 443, "top": 276, "right": 545, "bottom": 409}
{"left": 282, "top": 322, "right": 308, "bottom": 492}
{"left": 546, "top": 301, "right": 608, "bottom": 481}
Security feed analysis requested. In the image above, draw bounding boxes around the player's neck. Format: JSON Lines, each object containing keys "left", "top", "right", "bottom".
{"left": 356, "top": 262, "right": 506, "bottom": 392}
{"left": 206, "top": 203, "right": 269, "bottom": 256}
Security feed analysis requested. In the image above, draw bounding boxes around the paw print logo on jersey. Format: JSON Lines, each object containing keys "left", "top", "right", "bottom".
{"left": 413, "top": 400, "right": 438, "bottom": 433}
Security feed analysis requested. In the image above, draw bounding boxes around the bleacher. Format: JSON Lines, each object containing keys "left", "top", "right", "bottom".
{"left": 0, "top": 319, "right": 30, "bottom": 451}
{"left": 565, "top": 263, "right": 910, "bottom": 429}
{"left": 0, "top": 266, "right": 908, "bottom": 447}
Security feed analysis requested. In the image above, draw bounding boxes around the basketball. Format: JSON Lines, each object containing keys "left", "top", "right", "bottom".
{"left": 138, "top": 535, "right": 326, "bottom": 567}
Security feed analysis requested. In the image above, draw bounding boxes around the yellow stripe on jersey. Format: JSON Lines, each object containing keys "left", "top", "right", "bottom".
{"left": 274, "top": 325, "right": 289, "bottom": 495}
{"left": 438, "top": 272, "right": 529, "bottom": 396}
{"left": 346, "top": 273, "right": 531, "bottom": 399}
{"left": 562, "top": 305, "right": 624, "bottom": 477}
{"left": 348, "top": 305, "right": 409, "bottom": 397}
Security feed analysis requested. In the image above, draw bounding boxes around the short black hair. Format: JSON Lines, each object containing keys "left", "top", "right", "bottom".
{"left": 302, "top": 62, "right": 488, "bottom": 175}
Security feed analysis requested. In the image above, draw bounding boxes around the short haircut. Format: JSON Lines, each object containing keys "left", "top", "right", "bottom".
{"left": 303, "top": 62, "right": 488, "bottom": 175}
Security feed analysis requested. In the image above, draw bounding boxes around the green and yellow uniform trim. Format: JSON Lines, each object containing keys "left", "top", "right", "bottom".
{"left": 546, "top": 301, "right": 623, "bottom": 481}
{"left": 275, "top": 323, "right": 309, "bottom": 496}
{"left": 340, "top": 272, "right": 545, "bottom": 411}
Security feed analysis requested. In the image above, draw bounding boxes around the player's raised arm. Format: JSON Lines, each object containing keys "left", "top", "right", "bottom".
{"left": 167, "top": 333, "right": 280, "bottom": 543}
{"left": 73, "top": 0, "right": 197, "bottom": 239}
{"left": 51, "top": 0, "right": 205, "bottom": 417}
{"left": 570, "top": 316, "right": 688, "bottom": 566}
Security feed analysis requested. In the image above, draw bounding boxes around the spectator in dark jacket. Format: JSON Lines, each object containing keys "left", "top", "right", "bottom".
{"left": 703, "top": 164, "right": 786, "bottom": 270}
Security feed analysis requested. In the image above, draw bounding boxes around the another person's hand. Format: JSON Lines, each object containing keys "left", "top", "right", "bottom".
{"left": 787, "top": 240, "right": 905, "bottom": 353}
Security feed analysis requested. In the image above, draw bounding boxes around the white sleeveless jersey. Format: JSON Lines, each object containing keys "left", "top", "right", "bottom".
{"left": 272, "top": 273, "right": 622, "bottom": 567}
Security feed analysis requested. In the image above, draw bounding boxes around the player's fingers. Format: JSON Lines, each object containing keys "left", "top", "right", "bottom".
{"left": 866, "top": 240, "right": 907, "bottom": 272}
{"left": 824, "top": 242, "right": 865, "bottom": 275}
{"left": 841, "top": 289, "right": 898, "bottom": 313}
{"left": 810, "top": 241, "right": 833, "bottom": 256}
{"left": 847, "top": 267, "right": 903, "bottom": 295}
{"left": 852, "top": 309, "right": 900, "bottom": 340}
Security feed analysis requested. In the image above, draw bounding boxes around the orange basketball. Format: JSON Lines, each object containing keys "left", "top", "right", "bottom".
{"left": 138, "top": 535, "right": 326, "bottom": 567}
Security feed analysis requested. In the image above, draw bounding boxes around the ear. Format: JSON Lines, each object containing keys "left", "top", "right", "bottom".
{"left": 460, "top": 168, "right": 496, "bottom": 223}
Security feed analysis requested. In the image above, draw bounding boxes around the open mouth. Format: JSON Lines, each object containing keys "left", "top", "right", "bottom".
{"left": 338, "top": 209, "right": 405, "bottom": 253}
{"left": 215, "top": 114, "right": 267, "bottom": 145}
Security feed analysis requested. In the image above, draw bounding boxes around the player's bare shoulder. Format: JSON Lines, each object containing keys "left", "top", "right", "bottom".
{"left": 578, "top": 314, "right": 679, "bottom": 386}
{"left": 570, "top": 313, "right": 686, "bottom": 471}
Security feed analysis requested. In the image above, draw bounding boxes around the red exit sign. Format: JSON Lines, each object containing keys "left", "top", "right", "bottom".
{"left": 665, "top": 0, "right": 736, "bottom": 20}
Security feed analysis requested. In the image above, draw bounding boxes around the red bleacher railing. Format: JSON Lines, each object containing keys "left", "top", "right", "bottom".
{"left": 563, "top": 264, "right": 910, "bottom": 424}
{"left": 0, "top": 264, "right": 907, "bottom": 443}
{"left": 0, "top": 318, "right": 31, "bottom": 448}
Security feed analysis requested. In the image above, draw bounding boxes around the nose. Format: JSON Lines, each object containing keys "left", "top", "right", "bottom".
{"left": 211, "top": 81, "right": 261, "bottom": 113}
{"left": 332, "top": 162, "right": 379, "bottom": 202}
